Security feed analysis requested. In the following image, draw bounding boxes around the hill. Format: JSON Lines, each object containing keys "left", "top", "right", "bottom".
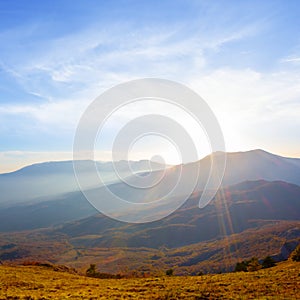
{"left": 0, "top": 150, "right": 299, "bottom": 275}
{"left": 0, "top": 180, "right": 299, "bottom": 274}
{"left": 0, "top": 260, "right": 299, "bottom": 299}
{"left": 0, "top": 160, "right": 165, "bottom": 207}
{"left": 69, "top": 149, "right": 300, "bottom": 220}
{"left": 0, "top": 192, "right": 96, "bottom": 232}
{"left": 1, "top": 149, "right": 300, "bottom": 209}
{"left": 214, "top": 149, "right": 300, "bottom": 186}
{"left": 1, "top": 149, "right": 300, "bottom": 230}
{"left": 54, "top": 180, "right": 300, "bottom": 249}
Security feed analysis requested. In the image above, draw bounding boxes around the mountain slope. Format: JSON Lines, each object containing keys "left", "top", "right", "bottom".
{"left": 52, "top": 149, "right": 300, "bottom": 221}
{"left": 1, "top": 149, "right": 299, "bottom": 232}
{"left": 0, "top": 160, "right": 165, "bottom": 207}
{"left": 217, "top": 149, "right": 300, "bottom": 186}
{"left": 0, "top": 180, "right": 299, "bottom": 274}
{"left": 0, "top": 191, "right": 97, "bottom": 232}
{"left": 54, "top": 180, "right": 300, "bottom": 248}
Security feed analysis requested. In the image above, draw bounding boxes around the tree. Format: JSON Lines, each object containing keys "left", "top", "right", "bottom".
{"left": 262, "top": 256, "right": 276, "bottom": 269}
{"left": 235, "top": 257, "right": 263, "bottom": 272}
{"left": 235, "top": 261, "right": 248, "bottom": 272}
{"left": 291, "top": 245, "right": 300, "bottom": 262}
{"left": 86, "top": 264, "right": 97, "bottom": 277}
{"left": 166, "top": 268, "right": 174, "bottom": 276}
{"left": 247, "top": 257, "right": 261, "bottom": 272}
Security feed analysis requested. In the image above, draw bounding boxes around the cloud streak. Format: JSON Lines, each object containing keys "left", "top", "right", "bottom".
{"left": 0, "top": 1, "right": 300, "bottom": 171}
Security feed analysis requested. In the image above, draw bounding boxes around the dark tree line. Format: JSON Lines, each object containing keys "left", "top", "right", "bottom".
{"left": 235, "top": 256, "right": 276, "bottom": 272}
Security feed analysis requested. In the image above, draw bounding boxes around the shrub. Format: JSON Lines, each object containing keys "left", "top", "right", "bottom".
{"left": 247, "top": 257, "right": 262, "bottom": 272}
{"left": 262, "top": 256, "right": 276, "bottom": 269}
{"left": 235, "top": 257, "right": 263, "bottom": 272}
{"left": 86, "top": 264, "right": 123, "bottom": 279}
{"left": 166, "top": 268, "right": 174, "bottom": 276}
{"left": 291, "top": 245, "right": 300, "bottom": 262}
{"left": 234, "top": 261, "right": 248, "bottom": 272}
{"left": 86, "top": 264, "right": 97, "bottom": 277}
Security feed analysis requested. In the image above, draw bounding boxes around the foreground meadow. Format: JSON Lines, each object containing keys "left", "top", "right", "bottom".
{"left": 0, "top": 261, "right": 299, "bottom": 299}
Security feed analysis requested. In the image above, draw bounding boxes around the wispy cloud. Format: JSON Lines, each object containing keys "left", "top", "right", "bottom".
{"left": 0, "top": 18, "right": 264, "bottom": 128}
{"left": 281, "top": 56, "right": 300, "bottom": 64}
{"left": 1, "top": 0, "right": 299, "bottom": 171}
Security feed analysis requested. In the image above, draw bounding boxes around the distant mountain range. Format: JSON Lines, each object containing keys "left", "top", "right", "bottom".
{"left": 0, "top": 149, "right": 300, "bottom": 229}
{"left": 0, "top": 160, "right": 165, "bottom": 207}
{"left": 0, "top": 149, "right": 299, "bottom": 273}
{"left": 0, "top": 149, "right": 299, "bottom": 229}
{"left": 216, "top": 149, "right": 300, "bottom": 185}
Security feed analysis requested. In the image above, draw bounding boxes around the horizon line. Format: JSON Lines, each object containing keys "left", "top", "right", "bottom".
{"left": 1, "top": 148, "right": 299, "bottom": 175}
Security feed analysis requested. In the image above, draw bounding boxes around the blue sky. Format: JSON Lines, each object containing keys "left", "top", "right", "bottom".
{"left": 0, "top": 0, "right": 300, "bottom": 172}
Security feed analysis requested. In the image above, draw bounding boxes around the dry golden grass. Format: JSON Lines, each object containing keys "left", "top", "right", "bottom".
{"left": 0, "top": 261, "right": 299, "bottom": 299}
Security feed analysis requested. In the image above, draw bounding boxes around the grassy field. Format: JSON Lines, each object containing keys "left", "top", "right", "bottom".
{"left": 0, "top": 261, "right": 299, "bottom": 299}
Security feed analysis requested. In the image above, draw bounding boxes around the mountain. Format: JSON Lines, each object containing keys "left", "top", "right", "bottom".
{"left": 216, "top": 149, "right": 300, "bottom": 186}
{"left": 0, "top": 180, "right": 299, "bottom": 274}
{"left": 0, "top": 160, "right": 165, "bottom": 207}
{"left": 53, "top": 149, "right": 300, "bottom": 222}
{"left": 55, "top": 149, "right": 300, "bottom": 221}
{"left": 4, "top": 179, "right": 298, "bottom": 247}
{"left": 0, "top": 149, "right": 299, "bottom": 230}
{"left": 1, "top": 148, "right": 300, "bottom": 272}
{"left": 53, "top": 180, "right": 300, "bottom": 248}
{"left": 0, "top": 191, "right": 97, "bottom": 232}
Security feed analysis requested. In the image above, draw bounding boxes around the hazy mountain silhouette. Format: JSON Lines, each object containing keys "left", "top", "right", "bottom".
{"left": 51, "top": 149, "right": 300, "bottom": 221}
{"left": 0, "top": 160, "right": 165, "bottom": 207}
{"left": 0, "top": 191, "right": 96, "bottom": 231}
{"left": 216, "top": 149, "right": 300, "bottom": 186}
{"left": 0, "top": 149, "right": 299, "bottom": 232}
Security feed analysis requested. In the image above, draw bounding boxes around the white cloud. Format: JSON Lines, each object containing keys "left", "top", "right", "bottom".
{"left": 189, "top": 68, "right": 300, "bottom": 152}
{"left": 0, "top": 20, "right": 264, "bottom": 131}
{"left": 1, "top": 14, "right": 299, "bottom": 170}
{"left": 0, "top": 98, "right": 88, "bottom": 129}
{"left": 280, "top": 56, "right": 300, "bottom": 64}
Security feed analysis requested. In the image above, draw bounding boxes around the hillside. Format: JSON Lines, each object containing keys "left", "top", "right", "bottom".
{"left": 213, "top": 149, "right": 300, "bottom": 186}
{"left": 0, "top": 192, "right": 96, "bottom": 232}
{"left": 1, "top": 149, "right": 300, "bottom": 208}
{"left": 0, "top": 180, "right": 299, "bottom": 274}
{"left": 0, "top": 261, "right": 299, "bottom": 299}
{"left": 1, "top": 149, "right": 300, "bottom": 229}
{"left": 54, "top": 180, "right": 300, "bottom": 249}
{"left": 1, "top": 177, "right": 300, "bottom": 233}
{"left": 0, "top": 160, "right": 165, "bottom": 207}
{"left": 0, "top": 151, "right": 299, "bottom": 275}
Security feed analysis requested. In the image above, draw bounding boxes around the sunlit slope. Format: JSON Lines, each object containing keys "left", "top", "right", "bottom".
{"left": 0, "top": 261, "right": 299, "bottom": 299}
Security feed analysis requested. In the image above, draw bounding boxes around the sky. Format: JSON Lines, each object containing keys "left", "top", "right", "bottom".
{"left": 0, "top": 0, "right": 300, "bottom": 172}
